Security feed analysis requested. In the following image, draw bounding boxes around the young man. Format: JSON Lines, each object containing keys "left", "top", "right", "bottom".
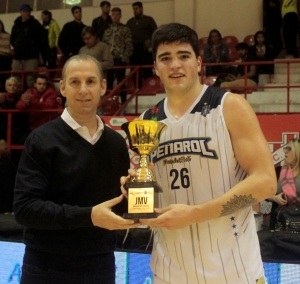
{"left": 121, "top": 23, "right": 276, "bottom": 284}
{"left": 91, "top": 1, "right": 112, "bottom": 40}
{"left": 58, "top": 6, "right": 86, "bottom": 60}
{"left": 103, "top": 7, "right": 133, "bottom": 104}
{"left": 79, "top": 26, "right": 113, "bottom": 79}
{"left": 220, "top": 42, "right": 258, "bottom": 90}
{"left": 16, "top": 74, "right": 58, "bottom": 134}
{"left": 14, "top": 54, "right": 139, "bottom": 284}
{"left": 126, "top": 1, "right": 157, "bottom": 85}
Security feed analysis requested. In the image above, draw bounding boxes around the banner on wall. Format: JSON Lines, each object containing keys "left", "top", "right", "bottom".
{"left": 102, "top": 114, "right": 300, "bottom": 167}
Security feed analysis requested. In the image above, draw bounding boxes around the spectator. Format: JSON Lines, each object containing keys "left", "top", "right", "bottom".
{"left": 0, "top": 77, "right": 28, "bottom": 144}
{"left": 13, "top": 54, "right": 139, "bottom": 284}
{"left": 79, "top": 26, "right": 113, "bottom": 79}
{"left": 58, "top": 6, "right": 86, "bottom": 60}
{"left": 282, "top": 0, "right": 298, "bottom": 58}
{"left": 268, "top": 139, "right": 300, "bottom": 229}
{"left": 264, "top": 0, "right": 283, "bottom": 59}
{"left": 92, "top": 1, "right": 112, "bottom": 41}
{"left": 0, "top": 139, "right": 17, "bottom": 214}
{"left": 41, "top": 10, "right": 60, "bottom": 73}
{"left": 126, "top": 1, "right": 157, "bottom": 85}
{"left": 220, "top": 42, "right": 258, "bottom": 90}
{"left": 16, "top": 74, "right": 58, "bottom": 142}
{"left": 204, "top": 29, "right": 235, "bottom": 76}
{"left": 103, "top": 7, "right": 133, "bottom": 104}
{"left": 249, "top": 31, "right": 275, "bottom": 83}
{"left": 0, "top": 20, "right": 11, "bottom": 92}
{"left": 10, "top": 4, "right": 48, "bottom": 88}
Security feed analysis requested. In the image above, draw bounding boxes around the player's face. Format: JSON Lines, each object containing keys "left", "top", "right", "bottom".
{"left": 111, "top": 11, "right": 121, "bottom": 23}
{"left": 34, "top": 78, "right": 47, "bottom": 93}
{"left": 60, "top": 59, "right": 106, "bottom": 119}
{"left": 154, "top": 42, "right": 201, "bottom": 95}
{"left": 5, "top": 80, "right": 18, "bottom": 94}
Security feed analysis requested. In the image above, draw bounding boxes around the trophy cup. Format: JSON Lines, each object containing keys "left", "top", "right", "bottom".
{"left": 121, "top": 120, "right": 167, "bottom": 220}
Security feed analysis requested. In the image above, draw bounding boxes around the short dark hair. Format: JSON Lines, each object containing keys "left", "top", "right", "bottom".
{"left": 81, "top": 26, "right": 97, "bottom": 38}
{"left": 71, "top": 6, "right": 81, "bottom": 14}
{"left": 235, "top": 42, "right": 249, "bottom": 51}
{"left": 208, "top": 29, "right": 222, "bottom": 44}
{"left": 34, "top": 74, "right": 48, "bottom": 83}
{"left": 62, "top": 54, "right": 104, "bottom": 82}
{"left": 100, "top": 1, "right": 111, "bottom": 7}
{"left": 42, "top": 10, "right": 52, "bottom": 20}
{"left": 111, "top": 7, "right": 121, "bottom": 13}
{"left": 132, "top": 2, "right": 143, "bottom": 8}
{"left": 152, "top": 23, "right": 199, "bottom": 60}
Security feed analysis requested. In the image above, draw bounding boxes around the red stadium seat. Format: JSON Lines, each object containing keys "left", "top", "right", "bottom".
{"left": 243, "top": 35, "right": 255, "bottom": 46}
{"left": 222, "top": 35, "right": 239, "bottom": 48}
{"left": 137, "top": 76, "right": 165, "bottom": 96}
{"left": 198, "top": 37, "right": 208, "bottom": 50}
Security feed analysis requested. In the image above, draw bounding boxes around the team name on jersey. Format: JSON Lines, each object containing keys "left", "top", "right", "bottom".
{"left": 151, "top": 138, "right": 218, "bottom": 162}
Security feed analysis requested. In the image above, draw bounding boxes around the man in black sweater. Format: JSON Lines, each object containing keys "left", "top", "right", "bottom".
{"left": 14, "top": 54, "right": 139, "bottom": 284}
{"left": 58, "top": 6, "right": 86, "bottom": 60}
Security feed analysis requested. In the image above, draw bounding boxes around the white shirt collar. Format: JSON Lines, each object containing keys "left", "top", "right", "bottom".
{"left": 61, "top": 108, "right": 104, "bottom": 145}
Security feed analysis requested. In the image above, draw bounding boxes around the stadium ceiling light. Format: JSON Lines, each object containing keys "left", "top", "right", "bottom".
{"left": 63, "top": 0, "right": 82, "bottom": 5}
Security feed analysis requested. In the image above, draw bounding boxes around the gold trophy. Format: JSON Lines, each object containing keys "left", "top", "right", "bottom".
{"left": 121, "top": 120, "right": 167, "bottom": 220}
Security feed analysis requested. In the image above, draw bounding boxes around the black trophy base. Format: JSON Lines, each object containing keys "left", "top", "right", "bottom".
{"left": 123, "top": 212, "right": 158, "bottom": 221}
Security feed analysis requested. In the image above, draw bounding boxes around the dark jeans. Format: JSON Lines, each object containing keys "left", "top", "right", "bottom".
{"left": 21, "top": 248, "right": 116, "bottom": 284}
{"left": 283, "top": 12, "right": 298, "bottom": 57}
{"left": 107, "top": 58, "right": 127, "bottom": 104}
{"left": 0, "top": 54, "right": 11, "bottom": 92}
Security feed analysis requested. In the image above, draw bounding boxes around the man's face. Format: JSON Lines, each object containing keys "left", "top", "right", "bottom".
{"left": 101, "top": 4, "right": 110, "bottom": 15}
{"left": 111, "top": 11, "right": 121, "bottom": 23}
{"left": 20, "top": 10, "right": 31, "bottom": 22}
{"left": 73, "top": 8, "right": 82, "bottom": 21}
{"left": 210, "top": 32, "right": 221, "bottom": 45}
{"left": 60, "top": 59, "right": 106, "bottom": 119}
{"left": 82, "top": 32, "right": 97, "bottom": 48}
{"left": 5, "top": 80, "right": 18, "bottom": 94}
{"left": 154, "top": 41, "right": 201, "bottom": 95}
{"left": 34, "top": 78, "right": 48, "bottom": 93}
{"left": 41, "top": 13, "right": 48, "bottom": 22}
{"left": 133, "top": 5, "right": 143, "bottom": 17}
{"left": 237, "top": 48, "right": 247, "bottom": 60}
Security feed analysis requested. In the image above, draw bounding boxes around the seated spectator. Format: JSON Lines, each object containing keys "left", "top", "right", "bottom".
{"left": 249, "top": 31, "right": 275, "bottom": 83}
{"left": 268, "top": 139, "right": 300, "bottom": 229}
{"left": 0, "top": 77, "right": 28, "bottom": 144}
{"left": 220, "top": 42, "right": 258, "bottom": 91}
{"left": 204, "top": 29, "right": 235, "bottom": 76}
{"left": 16, "top": 74, "right": 58, "bottom": 142}
{"left": 79, "top": 26, "right": 113, "bottom": 79}
{"left": 0, "top": 20, "right": 11, "bottom": 92}
{"left": 0, "top": 139, "right": 17, "bottom": 214}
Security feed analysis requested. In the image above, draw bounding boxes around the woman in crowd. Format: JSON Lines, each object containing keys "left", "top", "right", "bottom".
{"left": 268, "top": 139, "right": 300, "bottom": 228}
{"left": 249, "top": 31, "right": 275, "bottom": 83}
{"left": 0, "top": 20, "right": 11, "bottom": 92}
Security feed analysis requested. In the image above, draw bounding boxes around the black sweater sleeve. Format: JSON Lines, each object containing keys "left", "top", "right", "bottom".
{"left": 13, "top": 131, "right": 93, "bottom": 230}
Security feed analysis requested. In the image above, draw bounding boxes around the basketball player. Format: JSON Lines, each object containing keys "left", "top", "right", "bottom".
{"left": 121, "top": 23, "right": 276, "bottom": 284}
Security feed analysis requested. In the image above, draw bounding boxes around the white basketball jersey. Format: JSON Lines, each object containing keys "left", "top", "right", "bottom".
{"left": 142, "top": 85, "right": 265, "bottom": 284}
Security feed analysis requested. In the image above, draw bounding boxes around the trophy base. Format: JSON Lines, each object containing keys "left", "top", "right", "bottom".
{"left": 123, "top": 212, "right": 158, "bottom": 221}
{"left": 124, "top": 181, "right": 163, "bottom": 193}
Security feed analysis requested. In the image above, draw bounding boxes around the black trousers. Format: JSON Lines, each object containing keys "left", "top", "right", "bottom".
{"left": 283, "top": 12, "right": 298, "bottom": 57}
{"left": 20, "top": 247, "right": 116, "bottom": 284}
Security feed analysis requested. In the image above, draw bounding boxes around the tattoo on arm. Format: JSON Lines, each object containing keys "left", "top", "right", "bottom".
{"left": 220, "top": 195, "right": 258, "bottom": 216}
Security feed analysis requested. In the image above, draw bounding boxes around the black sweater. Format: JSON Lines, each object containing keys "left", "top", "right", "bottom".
{"left": 14, "top": 117, "right": 129, "bottom": 256}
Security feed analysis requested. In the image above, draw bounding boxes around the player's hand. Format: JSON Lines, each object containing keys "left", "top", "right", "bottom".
{"left": 140, "top": 203, "right": 197, "bottom": 230}
{"left": 91, "top": 195, "right": 140, "bottom": 230}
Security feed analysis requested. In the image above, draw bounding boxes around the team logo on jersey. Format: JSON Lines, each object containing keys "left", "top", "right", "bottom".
{"left": 151, "top": 137, "right": 218, "bottom": 162}
{"left": 201, "top": 102, "right": 211, "bottom": 117}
